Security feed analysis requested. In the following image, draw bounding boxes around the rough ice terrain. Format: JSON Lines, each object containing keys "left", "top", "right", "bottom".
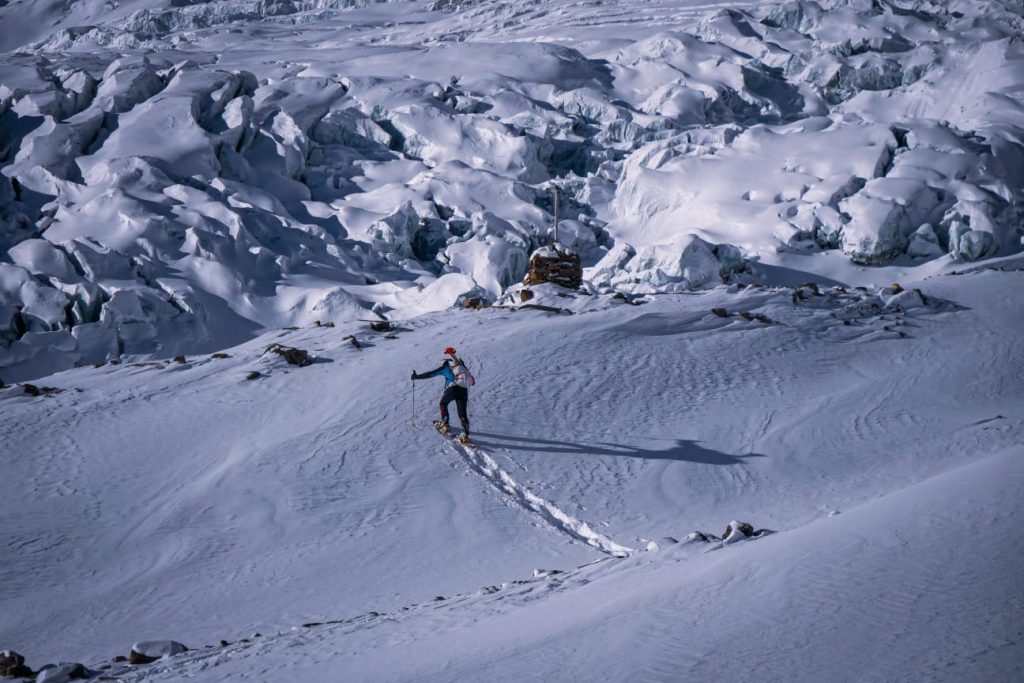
{"left": 2, "top": 0, "right": 1023, "bottom": 380}
{"left": 1, "top": 0, "right": 1023, "bottom": 681}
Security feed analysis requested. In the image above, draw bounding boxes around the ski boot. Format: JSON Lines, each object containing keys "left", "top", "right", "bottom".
{"left": 458, "top": 433, "right": 475, "bottom": 448}
{"left": 433, "top": 420, "right": 450, "bottom": 435}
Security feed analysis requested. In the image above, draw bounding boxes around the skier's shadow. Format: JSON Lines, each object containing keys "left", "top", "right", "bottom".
{"left": 471, "top": 431, "right": 765, "bottom": 465}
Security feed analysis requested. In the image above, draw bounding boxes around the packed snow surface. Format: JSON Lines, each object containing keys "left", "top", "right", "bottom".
{"left": 1, "top": 0, "right": 1023, "bottom": 681}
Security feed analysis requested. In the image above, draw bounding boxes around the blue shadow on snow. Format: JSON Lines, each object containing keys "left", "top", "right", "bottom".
{"left": 471, "top": 431, "right": 765, "bottom": 465}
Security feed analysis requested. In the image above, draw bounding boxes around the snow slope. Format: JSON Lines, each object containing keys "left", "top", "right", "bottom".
{"left": 2, "top": 263, "right": 1022, "bottom": 679}
{"left": 1, "top": 0, "right": 1023, "bottom": 680}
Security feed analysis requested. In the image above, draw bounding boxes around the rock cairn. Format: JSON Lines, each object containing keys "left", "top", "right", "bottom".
{"left": 524, "top": 245, "right": 582, "bottom": 290}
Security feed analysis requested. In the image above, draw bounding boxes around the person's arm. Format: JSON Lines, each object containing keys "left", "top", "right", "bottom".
{"left": 412, "top": 362, "right": 448, "bottom": 380}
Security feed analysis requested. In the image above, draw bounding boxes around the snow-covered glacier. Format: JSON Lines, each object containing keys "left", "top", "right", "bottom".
{"left": 1, "top": 0, "right": 1022, "bottom": 382}
{"left": 2, "top": 2, "right": 1023, "bottom": 681}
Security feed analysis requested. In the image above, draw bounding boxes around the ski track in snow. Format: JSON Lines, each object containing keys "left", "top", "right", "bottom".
{"left": 443, "top": 436, "right": 634, "bottom": 557}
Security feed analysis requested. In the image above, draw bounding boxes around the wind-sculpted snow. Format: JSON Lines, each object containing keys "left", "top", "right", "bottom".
{"left": 1, "top": 0, "right": 1023, "bottom": 381}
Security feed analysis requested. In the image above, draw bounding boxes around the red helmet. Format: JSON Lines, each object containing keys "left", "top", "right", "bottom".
{"left": 444, "top": 346, "right": 456, "bottom": 355}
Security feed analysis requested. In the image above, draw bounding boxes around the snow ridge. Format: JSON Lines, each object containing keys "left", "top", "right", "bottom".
{"left": 447, "top": 439, "right": 634, "bottom": 557}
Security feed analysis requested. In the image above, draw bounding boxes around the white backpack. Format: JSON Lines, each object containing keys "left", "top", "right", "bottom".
{"left": 452, "top": 358, "right": 475, "bottom": 388}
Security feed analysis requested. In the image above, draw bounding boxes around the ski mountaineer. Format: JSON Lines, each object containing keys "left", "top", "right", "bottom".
{"left": 411, "top": 347, "right": 475, "bottom": 443}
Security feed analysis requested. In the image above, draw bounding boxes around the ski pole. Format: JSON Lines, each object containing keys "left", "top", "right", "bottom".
{"left": 411, "top": 378, "right": 416, "bottom": 427}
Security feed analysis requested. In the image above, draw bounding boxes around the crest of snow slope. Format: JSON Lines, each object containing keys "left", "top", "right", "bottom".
{"left": 2, "top": 0, "right": 1023, "bottom": 381}
{"left": 0, "top": 261, "right": 1022, "bottom": 678}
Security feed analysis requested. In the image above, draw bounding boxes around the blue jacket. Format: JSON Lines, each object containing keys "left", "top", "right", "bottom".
{"left": 414, "top": 358, "right": 473, "bottom": 388}
{"left": 418, "top": 361, "right": 457, "bottom": 387}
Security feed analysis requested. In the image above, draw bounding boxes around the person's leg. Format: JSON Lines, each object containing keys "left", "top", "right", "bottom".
{"left": 454, "top": 386, "right": 469, "bottom": 436}
{"left": 439, "top": 385, "right": 456, "bottom": 427}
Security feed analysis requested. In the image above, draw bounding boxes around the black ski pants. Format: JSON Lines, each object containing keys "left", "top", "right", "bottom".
{"left": 440, "top": 385, "right": 469, "bottom": 434}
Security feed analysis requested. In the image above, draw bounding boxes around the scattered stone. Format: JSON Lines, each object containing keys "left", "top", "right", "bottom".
{"left": 22, "top": 384, "right": 61, "bottom": 397}
{"left": 890, "top": 282, "right": 904, "bottom": 294}
{"left": 0, "top": 650, "right": 33, "bottom": 678}
{"left": 344, "top": 335, "right": 362, "bottom": 349}
{"left": 172, "top": 355, "right": 186, "bottom": 364}
{"left": 711, "top": 307, "right": 729, "bottom": 317}
{"left": 129, "top": 641, "right": 187, "bottom": 665}
{"left": 738, "top": 310, "right": 753, "bottom": 321}
{"left": 108, "top": 359, "right": 120, "bottom": 365}
{"left": 92, "top": 361, "right": 104, "bottom": 369}
{"left": 239, "top": 639, "right": 250, "bottom": 644}
{"left": 369, "top": 321, "right": 391, "bottom": 332}
{"left": 684, "top": 521, "right": 772, "bottom": 544}
{"left": 211, "top": 353, "right": 230, "bottom": 359}
{"left": 219, "top": 640, "right": 229, "bottom": 647}
{"left": 34, "top": 662, "right": 87, "bottom": 682}
{"left": 314, "top": 320, "right": 335, "bottom": 328}
{"left": 433, "top": 596, "right": 446, "bottom": 601}
{"left": 245, "top": 371, "right": 261, "bottom": 381}
{"left": 463, "top": 297, "right": 484, "bottom": 309}
{"left": 111, "top": 656, "right": 126, "bottom": 663}
{"left": 263, "top": 344, "right": 312, "bottom": 367}
{"left": 798, "top": 282, "right": 821, "bottom": 295}
{"left": 519, "top": 289, "right": 535, "bottom": 303}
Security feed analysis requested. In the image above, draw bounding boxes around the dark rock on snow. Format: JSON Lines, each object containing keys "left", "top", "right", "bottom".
{"left": 129, "top": 641, "right": 188, "bottom": 665}
{"left": 0, "top": 650, "right": 33, "bottom": 678}
{"left": 263, "top": 344, "right": 312, "bottom": 367}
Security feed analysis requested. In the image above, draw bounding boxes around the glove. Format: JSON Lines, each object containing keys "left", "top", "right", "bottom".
{"left": 411, "top": 371, "right": 418, "bottom": 380}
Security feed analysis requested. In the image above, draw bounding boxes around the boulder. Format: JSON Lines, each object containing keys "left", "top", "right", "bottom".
{"left": 263, "top": 344, "right": 312, "bottom": 367}
{"left": 34, "top": 662, "right": 87, "bottom": 682}
{"left": 721, "top": 521, "right": 755, "bottom": 541}
{"left": 0, "top": 650, "right": 33, "bottom": 678}
{"left": 129, "top": 641, "right": 187, "bottom": 665}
